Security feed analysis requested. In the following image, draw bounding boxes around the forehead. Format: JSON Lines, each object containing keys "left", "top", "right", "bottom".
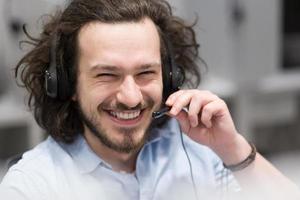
{"left": 77, "top": 18, "right": 161, "bottom": 71}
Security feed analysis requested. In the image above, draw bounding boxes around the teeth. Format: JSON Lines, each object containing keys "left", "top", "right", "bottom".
{"left": 110, "top": 110, "right": 141, "bottom": 120}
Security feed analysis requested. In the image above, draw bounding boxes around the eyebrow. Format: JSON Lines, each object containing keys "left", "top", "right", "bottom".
{"left": 139, "top": 63, "right": 161, "bottom": 70}
{"left": 90, "top": 62, "right": 161, "bottom": 72}
{"left": 90, "top": 65, "right": 118, "bottom": 72}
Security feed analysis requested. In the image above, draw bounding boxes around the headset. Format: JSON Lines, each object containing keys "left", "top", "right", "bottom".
{"left": 45, "top": 33, "right": 72, "bottom": 100}
{"left": 161, "top": 35, "right": 185, "bottom": 102}
{"left": 45, "top": 33, "right": 184, "bottom": 114}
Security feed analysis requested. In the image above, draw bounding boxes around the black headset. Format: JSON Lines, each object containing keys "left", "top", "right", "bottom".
{"left": 161, "top": 35, "right": 185, "bottom": 101}
{"left": 45, "top": 34, "right": 72, "bottom": 100}
{"left": 45, "top": 33, "right": 184, "bottom": 101}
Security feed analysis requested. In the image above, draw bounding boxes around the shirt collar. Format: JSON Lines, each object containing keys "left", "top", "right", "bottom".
{"left": 62, "top": 134, "right": 110, "bottom": 174}
{"left": 61, "top": 118, "right": 179, "bottom": 174}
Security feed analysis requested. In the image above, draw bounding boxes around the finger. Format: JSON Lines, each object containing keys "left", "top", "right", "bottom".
{"left": 201, "top": 99, "right": 227, "bottom": 128}
{"left": 167, "top": 90, "right": 216, "bottom": 106}
{"left": 165, "top": 90, "right": 185, "bottom": 105}
{"left": 169, "top": 92, "right": 193, "bottom": 116}
{"left": 172, "top": 110, "right": 191, "bottom": 134}
{"left": 187, "top": 94, "right": 203, "bottom": 128}
{"left": 183, "top": 90, "right": 218, "bottom": 127}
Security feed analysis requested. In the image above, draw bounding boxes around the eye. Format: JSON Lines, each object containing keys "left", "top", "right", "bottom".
{"left": 96, "top": 73, "right": 116, "bottom": 77}
{"left": 138, "top": 70, "right": 156, "bottom": 76}
{"left": 95, "top": 73, "right": 118, "bottom": 82}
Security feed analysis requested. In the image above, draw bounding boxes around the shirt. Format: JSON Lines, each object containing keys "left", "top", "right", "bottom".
{"left": 0, "top": 118, "right": 238, "bottom": 200}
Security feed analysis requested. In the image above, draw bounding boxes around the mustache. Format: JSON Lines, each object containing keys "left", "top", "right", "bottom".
{"left": 113, "top": 103, "right": 143, "bottom": 111}
{"left": 100, "top": 98, "right": 155, "bottom": 111}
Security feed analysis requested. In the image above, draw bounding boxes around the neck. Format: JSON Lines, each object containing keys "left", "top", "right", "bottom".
{"left": 84, "top": 132, "right": 139, "bottom": 173}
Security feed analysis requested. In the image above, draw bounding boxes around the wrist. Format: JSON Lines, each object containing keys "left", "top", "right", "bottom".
{"left": 223, "top": 142, "right": 256, "bottom": 171}
{"left": 212, "top": 134, "right": 252, "bottom": 166}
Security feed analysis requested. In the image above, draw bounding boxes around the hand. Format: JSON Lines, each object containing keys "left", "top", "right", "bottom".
{"left": 166, "top": 89, "right": 248, "bottom": 161}
{"left": 166, "top": 90, "right": 300, "bottom": 196}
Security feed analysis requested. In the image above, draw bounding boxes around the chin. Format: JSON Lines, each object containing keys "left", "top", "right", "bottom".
{"left": 107, "top": 122, "right": 151, "bottom": 153}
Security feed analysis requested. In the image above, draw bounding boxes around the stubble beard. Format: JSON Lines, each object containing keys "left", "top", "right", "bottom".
{"left": 77, "top": 101, "right": 155, "bottom": 154}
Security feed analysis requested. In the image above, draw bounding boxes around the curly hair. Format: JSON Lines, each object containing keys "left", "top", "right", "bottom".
{"left": 15, "top": 0, "right": 202, "bottom": 143}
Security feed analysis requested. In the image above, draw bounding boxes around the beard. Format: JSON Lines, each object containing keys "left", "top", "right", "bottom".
{"left": 77, "top": 98, "right": 156, "bottom": 154}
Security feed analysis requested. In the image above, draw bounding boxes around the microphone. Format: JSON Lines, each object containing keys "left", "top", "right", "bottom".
{"left": 152, "top": 106, "right": 171, "bottom": 119}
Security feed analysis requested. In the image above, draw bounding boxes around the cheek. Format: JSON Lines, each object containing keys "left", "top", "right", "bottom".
{"left": 143, "top": 81, "right": 163, "bottom": 103}
{"left": 76, "top": 83, "right": 114, "bottom": 111}
{"left": 89, "top": 88, "right": 115, "bottom": 107}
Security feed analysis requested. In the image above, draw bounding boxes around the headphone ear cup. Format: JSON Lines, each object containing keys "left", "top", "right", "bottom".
{"left": 162, "top": 63, "right": 171, "bottom": 101}
{"left": 171, "top": 64, "right": 184, "bottom": 92}
{"left": 45, "top": 48, "right": 58, "bottom": 98}
{"left": 162, "top": 61, "right": 184, "bottom": 101}
{"left": 57, "top": 63, "right": 71, "bottom": 100}
{"left": 45, "top": 35, "right": 59, "bottom": 99}
{"left": 162, "top": 39, "right": 184, "bottom": 101}
{"left": 45, "top": 34, "right": 72, "bottom": 101}
{"left": 45, "top": 62, "right": 58, "bottom": 99}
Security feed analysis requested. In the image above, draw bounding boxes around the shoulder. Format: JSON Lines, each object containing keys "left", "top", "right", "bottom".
{"left": 9, "top": 137, "right": 67, "bottom": 172}
{"left": 0, "top": 137, "right": 72, "bottom": 200}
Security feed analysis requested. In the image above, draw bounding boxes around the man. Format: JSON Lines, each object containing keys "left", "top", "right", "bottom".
{"left": 0, "top": 0, "right": 298, "bottom": 199}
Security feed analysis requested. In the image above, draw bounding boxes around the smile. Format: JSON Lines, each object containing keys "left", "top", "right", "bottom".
{"left": 109, "top": 110, "right": 142, "bottom": 120}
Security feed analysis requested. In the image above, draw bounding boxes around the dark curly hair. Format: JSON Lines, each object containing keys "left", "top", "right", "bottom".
{"left": 15, "top": 0, "right": 202, "bottom": 143}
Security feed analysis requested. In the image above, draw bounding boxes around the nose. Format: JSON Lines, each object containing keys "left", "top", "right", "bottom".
{"left": 116, "top": 76, "right": 143, "bottom": 108}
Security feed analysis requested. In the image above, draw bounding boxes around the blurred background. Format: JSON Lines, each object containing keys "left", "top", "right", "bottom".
{"left": 0, "top": 0, "right": 300, "bottom": 186}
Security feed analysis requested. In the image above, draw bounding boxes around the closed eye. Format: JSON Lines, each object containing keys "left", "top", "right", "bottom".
{"left": 96, "top": 73, "right": 117, "bottom": 77}
{"left": 95, "top": 73, "right": 119, "bottom": 82}
{"left": 138, "top": 70, "right": 156, "bottom": 76}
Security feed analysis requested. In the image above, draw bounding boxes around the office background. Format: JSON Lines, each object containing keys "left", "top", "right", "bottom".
{"left": 0, "top": 0, "right": 300, "bottom": 185}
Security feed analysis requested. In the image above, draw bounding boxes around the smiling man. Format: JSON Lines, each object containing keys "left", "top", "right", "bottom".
{"left": 75, "top": 19, "right": 163, "bottom": 171}
{"left": 0, "top": 0, "right": 299, "bottom": 200}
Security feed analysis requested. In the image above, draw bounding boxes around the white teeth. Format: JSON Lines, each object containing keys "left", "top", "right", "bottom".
{"left": 110, "top": 110, "right": 141, "bottom": 120}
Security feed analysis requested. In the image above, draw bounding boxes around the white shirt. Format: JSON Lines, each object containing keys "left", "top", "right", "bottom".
{"left": 0, "top": 119, "right": 238, "bottom": 200}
